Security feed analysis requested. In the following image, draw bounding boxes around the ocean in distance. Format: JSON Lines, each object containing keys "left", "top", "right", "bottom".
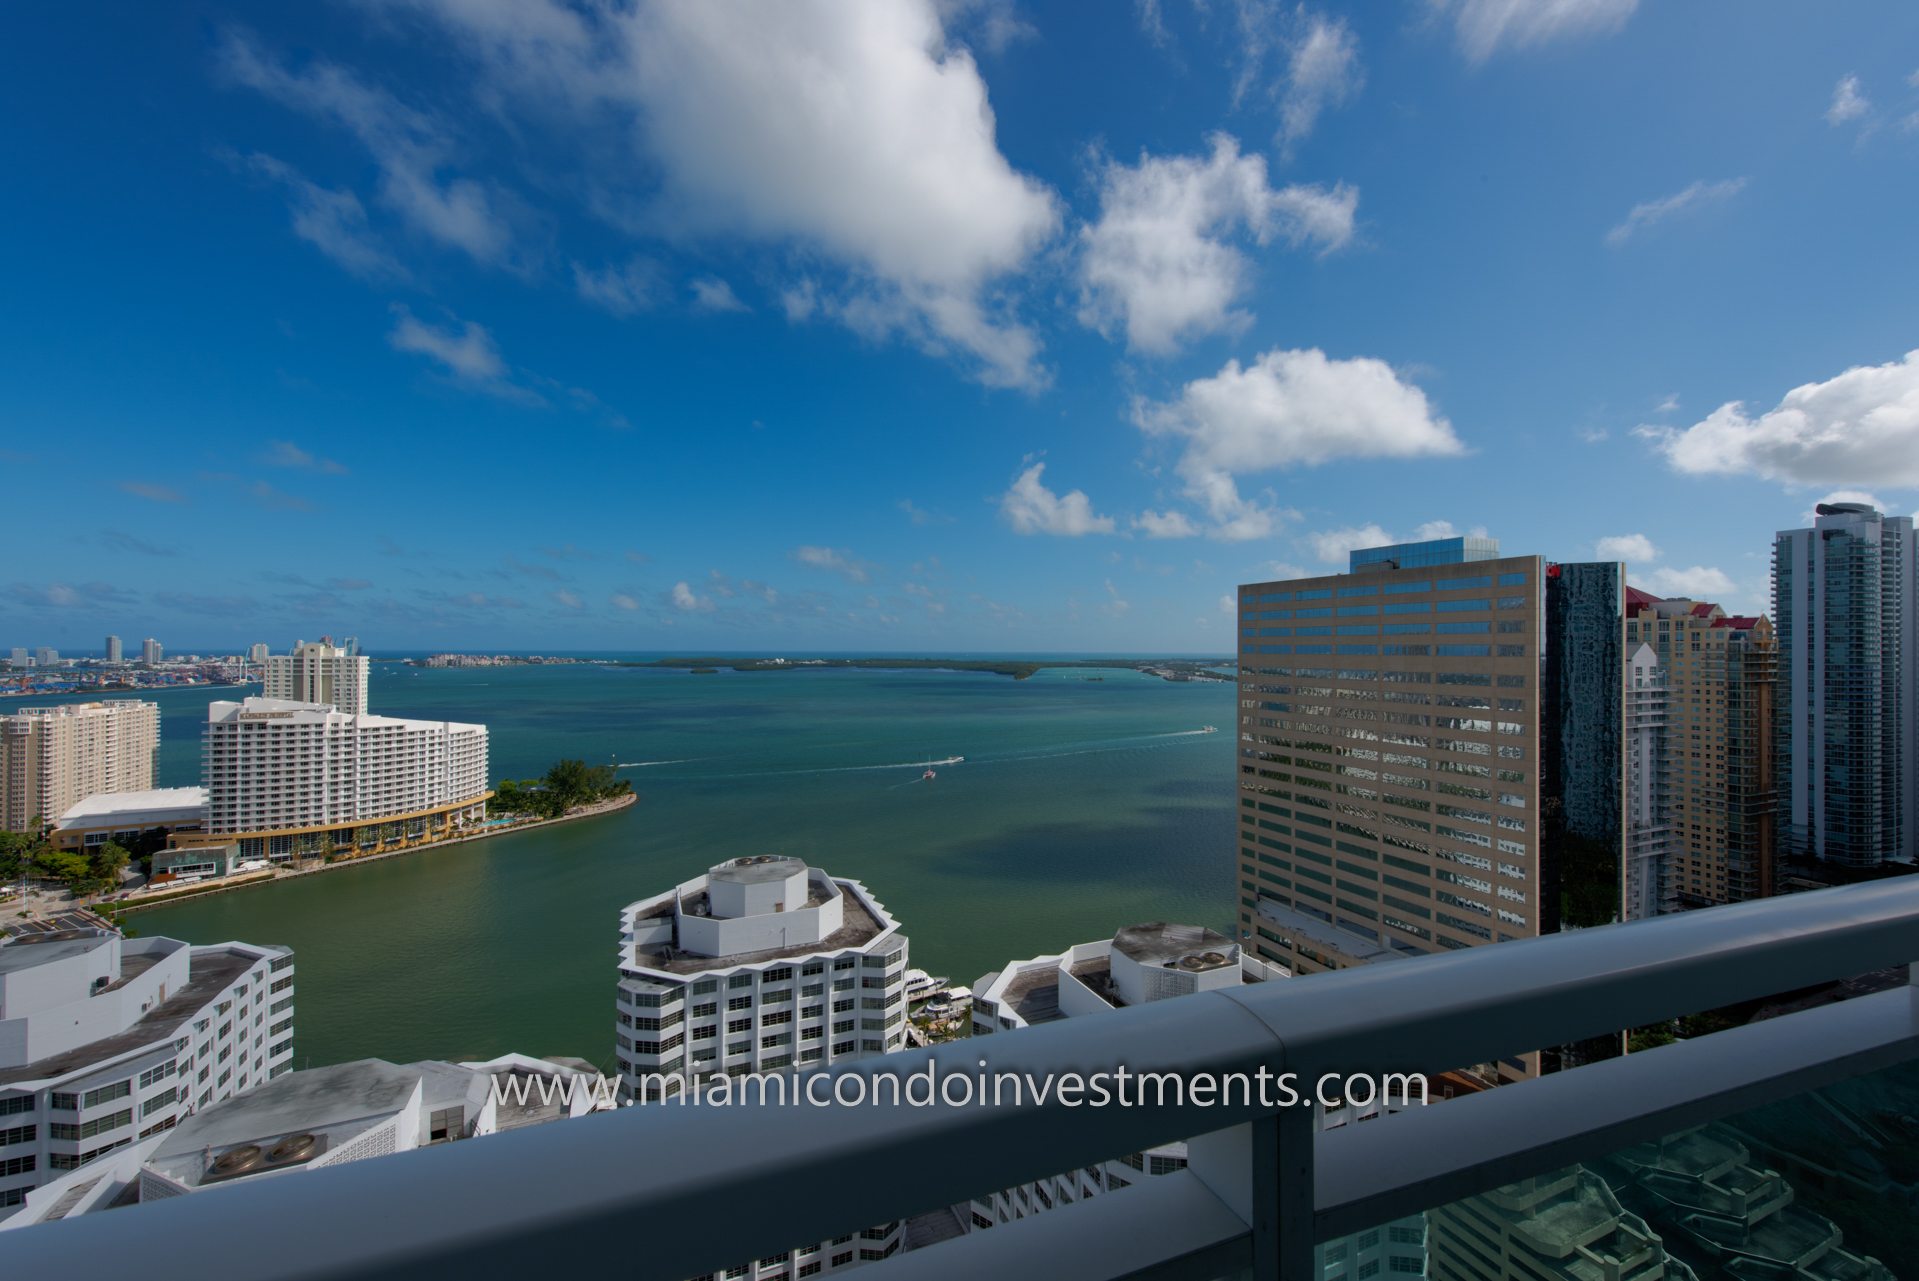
{"left": 119, "top": 654, "right": 1237, "bottom": 1071}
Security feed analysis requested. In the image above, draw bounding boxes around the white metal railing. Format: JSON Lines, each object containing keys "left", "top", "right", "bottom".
{"left": 2, "top": 880, "right": 1916, "bottom": 1280}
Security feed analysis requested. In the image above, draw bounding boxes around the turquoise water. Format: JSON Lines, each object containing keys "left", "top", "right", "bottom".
{"left": 80, "top": 661, "right": 1236, "bottom": 1070}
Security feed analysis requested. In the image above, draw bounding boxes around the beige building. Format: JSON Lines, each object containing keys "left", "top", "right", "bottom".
{"left": 0, "top": 700, "right": 160, "bottom": 833}
{"left": 263, "top": 640, "right": 370, "bottom": 715}
{"left": 1624, "top": 593, "right": 1776, "bottom": 906}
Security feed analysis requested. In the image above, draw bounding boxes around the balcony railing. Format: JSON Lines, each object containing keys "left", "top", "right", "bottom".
{"left": 3, "top": 880, "right": 1916, "bottom": 1280}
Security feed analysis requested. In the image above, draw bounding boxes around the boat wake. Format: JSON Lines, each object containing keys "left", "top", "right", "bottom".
{"left": 614, "top": 759, "right": 700, "bottom": 769}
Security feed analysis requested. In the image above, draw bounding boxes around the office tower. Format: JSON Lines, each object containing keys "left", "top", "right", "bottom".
{"left": 1622, "top": 645, "right": 1671, "bottom": 921}
{"left": 5, "top": 649, "right": 25, "bottom": 668}
{"left": 1773, "top": 502, "right": 1917, "bottom": 868}
{"left": 969, "top": 923, "right": 1424, "bottom": 1281}
{"left": 1235, "top": 541, "right": 1625, "bottom": 1069}
{"left": 616, "top": 856, "right": 910, "bottom": 1274}
{"left": 3, "top": 1052, "right": 605, "bottom": 1229}
{"left": 263, "top": 639, "right": 370, "bottom": 714}
{"left": 31, "top": 649, "right": 56, "bottom": 668}
{"left": 0, "top": 927, "right": 292, "bottom": 1219}
{"left": 141, "top": 637, "right": 163, "bottom": 665}
{"left": 189, "top": 697, "right": 488, "bottom": 862}
{"left": 247, "top": 643, "right": 269, "bottom": 666}
{"left": 1624, "top": 594, "right": 1777, "bottom": 906}
{"left": 104, "top": 635, "right": 122, "bottom": 664}
{"left": 0, "top": 700, "right": 160, "bottom": 833}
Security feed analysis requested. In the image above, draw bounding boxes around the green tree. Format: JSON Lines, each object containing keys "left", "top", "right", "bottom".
{"left": 88, "top": 841, "right": 132, "bottom": 894}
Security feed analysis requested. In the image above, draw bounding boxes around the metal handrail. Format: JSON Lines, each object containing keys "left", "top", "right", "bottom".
{"left": 1, "top": 879, "right": 1915, "bottom": 1281}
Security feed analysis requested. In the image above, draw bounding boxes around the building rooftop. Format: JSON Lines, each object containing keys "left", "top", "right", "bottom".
{"left": 630, "top": 879, "right": 890, "bottom": 975}
{"left": 0, "top": 946, "right": 269, "bottom": 1088}
{"left": 55, "top": 787, "right": 209, "bottom": 829}
{"left": 1254, "top": 898, "right": 1399, "bottom": 966}
{"left": 998, "top": 966, "right": 1063, "bottom": 1025}
{"left": 710, "top": 855, "right": 807, "bottom": 885}
{"left": 1110, "top": 922, "right": 1236, "bottom": 970}
{"left": 0, "top": 932, "right": 111, "bottom": 977}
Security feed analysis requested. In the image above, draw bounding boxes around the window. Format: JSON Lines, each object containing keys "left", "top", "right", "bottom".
{"left": 82, "top": 1080, "right": 131, "bottom": 1108}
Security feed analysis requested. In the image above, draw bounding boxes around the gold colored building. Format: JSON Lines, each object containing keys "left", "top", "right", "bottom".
{"left": 1624, "top": 591, "right": 1776, "bottom": 905}
{"left": 0, "top": 699, "right": 159, "bottom": 833}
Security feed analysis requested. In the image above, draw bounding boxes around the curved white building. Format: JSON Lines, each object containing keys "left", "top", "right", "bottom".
{"left": 187, "top": 697, "right": 488, "bottom": 862}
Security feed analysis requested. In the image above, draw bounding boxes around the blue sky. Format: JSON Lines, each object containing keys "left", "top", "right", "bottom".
{"left": 4, "top": 1, "right": 1917, "bottom": 653}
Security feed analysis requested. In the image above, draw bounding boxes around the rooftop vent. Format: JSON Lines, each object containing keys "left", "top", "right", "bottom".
{"left": 208, "top": 1145, "right": 264, "bottom": 1179}
{"left": 266, "top": 1133, "right": 320, "bottom": 1165}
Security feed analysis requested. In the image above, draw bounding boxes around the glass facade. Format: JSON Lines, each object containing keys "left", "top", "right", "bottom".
{"left": 1543, "top": 562, "right": 1625, "bottom": 930}
{"left": 1349, "top": 537, "right": 1502, "bottom": 572}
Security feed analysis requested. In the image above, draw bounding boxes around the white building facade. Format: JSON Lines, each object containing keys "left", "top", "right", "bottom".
{"left": 616, "top": 856, "right": 911, "bottom": 1275}
{"left": 263, "top": 640, "right": 371, "bottom": 715}
{"left": 969, "top": 923, "right": 1426, "bottom": 1281}
{"left": 0, "top": 700, "right": 160, "bottom": 834}
{"left": 1623, "top": 644, "right": 1672, "bottom": 921}
{"left": 0, "top": 927, "right": 293, "bottom": 1218}
{"left": 190, "top": 697, "right": 488, "bottom": 862}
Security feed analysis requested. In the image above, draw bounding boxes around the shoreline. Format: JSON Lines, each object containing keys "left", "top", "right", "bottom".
{"left": 622, "top": 657, "right": 1236, "bottom": 681}
{"left": 111, "top": 791, "right": 639, "bottom": 915}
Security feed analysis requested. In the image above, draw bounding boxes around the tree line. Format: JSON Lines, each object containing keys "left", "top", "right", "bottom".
{"left": 488, "top": 759, "right": 632, "bottom": 821}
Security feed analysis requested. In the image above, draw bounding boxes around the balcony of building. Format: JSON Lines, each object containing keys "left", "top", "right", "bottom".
{"left": 2, "top": 880, "right": 1916, "bottom": 1279}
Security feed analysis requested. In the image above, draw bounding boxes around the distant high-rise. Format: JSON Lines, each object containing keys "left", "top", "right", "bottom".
{"left": 5, "top": 649, "right": 25, "bottom": 667}
{"left": 1773, "top": 502, "right": 1917, "bottom": 868}
{"left": 263, "top": 639, "right": 370, "bottom": 714}
{"left": 32, "top": 648, "right": 57, "bottom": 668}
{"left": 1236, "top": 541, "right": 1625, "bottom": 1076}
{"left": 1622, "top": 644, "right": 1671, "bottom": 920}
{"left": 1625, "top": 593, "right": 1776, "bottom": 906}
{"left": 104, "top": 635, "right": 122, "bottom": 664}
{"left": 247, "top": 642, "right": 269, "bottom": 666}
{"left": 141, "top": 637, "right": 163, "bottom": 665}
{"left": 0, "top": 700, "right": 160, "bottom": 833}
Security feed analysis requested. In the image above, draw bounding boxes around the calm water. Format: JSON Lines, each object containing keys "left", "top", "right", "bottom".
{"left": 103, "top": 661, "right": 1236, "bottom": 1070}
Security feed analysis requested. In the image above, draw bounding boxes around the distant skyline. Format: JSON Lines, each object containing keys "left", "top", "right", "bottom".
{"left": 5, "top": 2, "right": 1918, "bottom": 650}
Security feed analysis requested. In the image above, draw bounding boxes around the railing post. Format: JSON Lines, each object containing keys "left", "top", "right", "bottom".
{"left": 1184, "top": 1108, "right": 1315, "bottom": 1279}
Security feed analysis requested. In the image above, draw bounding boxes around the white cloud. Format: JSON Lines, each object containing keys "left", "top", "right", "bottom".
{"left": 1638, "top": 350, "right": 1919, "bottom": 487}
{"left": 1134, "top": 509, "right": 1201, "bottom": 538}
{"left": 262, "top": 441, "right": 348, "bottom": 475}
{"left": 999, "top": 463, "right": 1116, "bottom": 536}
{"left": 1078, "top": 135, "right": 1356, "bottom": 355}
{"left": 236, "top": 153, "right": 407, "bottom": 282}
{"left": 550, "top": 589, "right": 584, "bottom": 609}
{"left": 1412, "top": 520, "right": 1459, "bottom": 540}
{"left": 387, "top": 0, "right": 1060, "bottom": 388}
{"left": 897, "top": 498, "right": 952, "bottom": 526}
{"left": 1277, "top": 11, "right": 1362, "bottom": 150}
{"left": 1308, "top": 523, "right": 1394, "bottom": 564}
{"left": 1827, "top": 74, "right": 1869, "bottom": 125}
{"left": 794, "top": 545, "right": 873, "bottom": 583}
{"left": 1640, "top": 565, "right": 1736, "bottom": 599}
{"left": 1605, "top": 178, "right": 1746, "bottom": 248}
{"left": 1595, "top": 533, "right": 1658, "bottom": 562}
{"left": 1133, "top": 347, "right": 1463, "bottom": 539}
{"left": 217, "top": 29, "right": 517, "bottom": 267}
{"left": 1265, "top": 561, "right": 1310, "bottom": 579}
{"left": 1432, "top": 0, "right": 1639, "bottom": 63}
{"left": 1578, "top": 426, "right": 1610, "bottom": 444}
{"left": 1654, "top": 394, "right": 1680, "bottom": 413}
{"left": 573, "top": 258, "right": 663, "bottom": 317}
{"left": 671, "top": 581, "right": 715, "bottom": 612}
{"left": 611, "top": 593, "right": 641, "bottom": 611}
{"left": 689, "top": 277, "right": 750, "bottom": 313}
{"left": 1219, "top": 593, "right": 1237, "bottom": 615}
{"left": 387, "top": 305, "right": 538, "bottom": 404}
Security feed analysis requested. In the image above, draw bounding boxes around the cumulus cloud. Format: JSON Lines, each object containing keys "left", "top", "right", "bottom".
{"left": 999, "top": 463, "right": 1116, "bottom": 536}
{"left": 1827, "top": 74, "right": 1869, "bottom": 125}
{"left": 1220, "top": 593, "right": 1237, "bottom": 615}
{"left": 671, "top": 581, "right": 715, "bottom": 612}
{"left": 1078, "top": 135, "right": 1356, "bottom": 355}
{"left": 1640, "top": 565, "right": 1737, "bottom": 599}
{"left": 1134, "top": 509, "right": 1201, "bottom": 538}
{"left": 388, "top": 305, "right": 511, "bottom": 384}
{"left": 1595, "top": 533, "right": 1658, "bottom": 561}
{"left": 1308, "top": 523, "right": 1394, "bottom": 564}
{"left": 1276, "top": 10, "right": 1362, "bottom": 150}
{"left": 794, "top": 545, "right": 873, "bottom": 583}
{"left": 1431, "top": 0, "right": 1639, "bottom": 63}
{"left": 1637, "top": 350, "right": 1919, "bottom": 487}
{"left": 689, "top": 276, "right": 750, "bottom": 313}
{"left": 1132, "top": 347, "right": 1463, "bottom": 540}
{"left": 382, "top": 0, "right": 1060, "bottom": 388}
{"left": 1605, "top": 178, "right": 1746, "bottom": 248}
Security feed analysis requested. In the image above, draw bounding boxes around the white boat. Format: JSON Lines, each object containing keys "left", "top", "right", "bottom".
{"left": 904, "top": 969, "right": 950, "bottom": 999}
{"left": 931, "top": 755, "right": 964, "bottom": 765}
{"left": 1200, "top": 725, "right": 1218, "bottom": 733}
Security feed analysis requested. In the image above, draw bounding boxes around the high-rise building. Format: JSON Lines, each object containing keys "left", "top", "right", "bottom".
{"left": 1622, "top": 644, "right": 1671, "bottom": 921}
{"left": 1773, "top": 502, "right": 1917, "bottom": 868}
{"left": 615, "top": 856, "right": 910, "bottom": 1276}
{"left": 247, "top": 643, "right": 269, "bottom": 666}
{"left": 104, "top": 635, "right": 122, "bottom": 664}
{"left": 1235, "top": 541, "right": 1625, "bottom": 1077}
{"left": 185, "top": 697, "right": 488, "bottom": 862}
{"left": 0, "top": 926, "right": 292, "bottom": 1219}
{"left": 32, "top": 649, "right": 56, "bottom": 669}
{"left": 1426, "top": 1166, "right": 1690, "bottom": 1280}
{"left": 141, "top": 638, "right": 163, "bottom": 666}
{"left": 0, "top": 700, "right": 160, "bottom": 833}
{"left": 968, "top": 923, "right": 1424, "bottom": 1280}
{"left": 263, "top": 640, "right": 370, "bottom": 715}
{"left": 5, "top": 649, "right": 25, "bottom": 668}
{"left": 1624, "top": 593, "right": 1777, "bottom": 906}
